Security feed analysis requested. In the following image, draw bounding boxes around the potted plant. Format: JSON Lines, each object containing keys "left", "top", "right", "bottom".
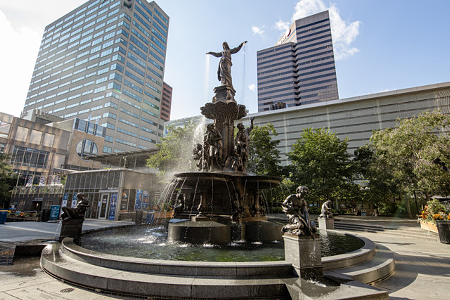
{"left": 417, "top": 199, "right": 447, "bottom": 233}
{"left": 435, "top": 212, "right": 450, "bottom": 244}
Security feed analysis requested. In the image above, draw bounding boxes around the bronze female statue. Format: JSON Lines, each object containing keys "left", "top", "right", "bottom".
{"left": 207, "top": 41, "right": 247, "bottom": 90}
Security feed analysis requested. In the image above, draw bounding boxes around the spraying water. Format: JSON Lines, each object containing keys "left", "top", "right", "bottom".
{"left": 240, "top": 42, "right": 247, "bottom": 105}
{"left": 204, "top": 55, "right": 211, "bottom": 102}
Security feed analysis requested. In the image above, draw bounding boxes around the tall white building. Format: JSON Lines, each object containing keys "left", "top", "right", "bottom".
{"left": 23, "top": 0, "right": 169, "bottom": 154}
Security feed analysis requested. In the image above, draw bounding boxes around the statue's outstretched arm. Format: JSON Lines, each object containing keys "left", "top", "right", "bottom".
{"left": 206, "top": 51, "right": 222, "bottom": 57}
{"left": 230, "top": 41, "right": 247, "bottom": 54}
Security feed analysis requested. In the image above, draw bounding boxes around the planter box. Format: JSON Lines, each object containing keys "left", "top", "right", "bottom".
{"left": 154, "top": 211, "right": 173, "bottom": 219}
{"left": 420, "top": 220, "right": 438, "bottom": 233}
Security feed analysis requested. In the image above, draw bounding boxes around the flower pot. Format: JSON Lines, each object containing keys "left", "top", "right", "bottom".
{"left": 436, "top": 220, "right": 450, "bottom": 244}
{"left": 420, "top": 220, "right": 438, "bottom": 233}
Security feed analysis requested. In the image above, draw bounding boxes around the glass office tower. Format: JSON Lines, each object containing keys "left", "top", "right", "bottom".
{"left": 257, "top": 11, "right": 338, "bottom": 111}
{"left": 23, "top": 0, "right": 169, "bottom": 153}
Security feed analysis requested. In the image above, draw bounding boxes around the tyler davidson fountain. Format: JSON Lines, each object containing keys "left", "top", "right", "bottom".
{"left": 166, "top": 40, "right": 283, "bottom": 245}
{"left": 40, "top": 42, "right": 393, "bottom": 299}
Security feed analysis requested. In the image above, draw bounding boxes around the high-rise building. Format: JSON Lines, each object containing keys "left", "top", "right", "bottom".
{"left": 160, "top": 82, "right": 172, "bottom": 122}
{"left": 257, "top": 11, "right": 339, "bottom": 111}
{"left": 23, "top": 0, "right": 169, "bottom": 154}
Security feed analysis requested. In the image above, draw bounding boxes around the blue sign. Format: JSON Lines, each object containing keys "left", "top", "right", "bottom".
{"left": 135, "top": 189, "right": 143, "bottom": 210}
{"left": 142, "top": 190, "right": 149, "bottom": 209}
{"left": 61, "top": 193, "right": 69, "bottom": 216}
{"left": 71, "top": 194, "right": 78, "bottom": 208}
{"left": 50, "top": 205, "right": 60, "bottom": 220}
{"left": 108, "top": 193, "right": 117, "bottom": 220}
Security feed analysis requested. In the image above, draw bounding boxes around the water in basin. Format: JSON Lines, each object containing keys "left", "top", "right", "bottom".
{"left": 80, "top": 225, "right": 365, "bottom": 262}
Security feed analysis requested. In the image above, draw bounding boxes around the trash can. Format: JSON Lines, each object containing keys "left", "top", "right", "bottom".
{"left": 436, "top": 220, "right": 450, "bottom": 244}
{"left": 135, "top": 210, "right": 143, "bottom": 225}
{"left": 0, "top": 210, "right": 8, "bottom": 224}
{"left": 41, "top": 209, "right": 51, "bottom": 222}
{"left": 146, "top": 210, "right": 155, "bottom": 224}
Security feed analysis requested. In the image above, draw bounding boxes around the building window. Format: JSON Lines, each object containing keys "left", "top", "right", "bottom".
{"left": 10, "top": 146, "right": 49, "bottom": 168}
{"left": 76, "top": 139, "right": 99, "bottom": 160}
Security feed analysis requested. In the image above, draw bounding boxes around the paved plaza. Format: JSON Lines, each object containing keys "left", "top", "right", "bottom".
{"left": 0, "top": 216, "right": 449, "bottom": 299}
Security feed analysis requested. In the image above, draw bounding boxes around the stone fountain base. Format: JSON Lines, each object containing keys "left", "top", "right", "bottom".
{"left": 167, "top": 218, "right": 284, "bottom": 245}
{"left": 168, "top": 220, "right": 232, "bottom": 245}
{"left": 283, "top": 234, "right": 323, "bottom": 280}
{"left": 41, "top": 234, "right": 392, "bottom": 299}
{"left": 319, "top": 217, "right": 335, "bottom": 230}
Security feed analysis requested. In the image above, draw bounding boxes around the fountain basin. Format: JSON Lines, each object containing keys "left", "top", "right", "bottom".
{"left": 40, "top": 228, "right": 390, "bottom": 299}
{"left": 79, "top": 225, "right": 365, "bottom": 262}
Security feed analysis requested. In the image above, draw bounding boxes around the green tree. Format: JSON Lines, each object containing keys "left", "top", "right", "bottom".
{"left": 287, "top": 127, "right": 355, "bottom": 204}
{"left": 247, "top": 123, "right": 281, "bottom": 176}
{"left": 0, "top": 153, "right": 17, "bottom": 208}
{"left": 370, "top": 110, "right": 450, "bottom": 217}
{"left": 353, "top": 145, "right": 402, "bottom": 215}
{"left": 147, "top": 123, "right": 198, "bottom": 176}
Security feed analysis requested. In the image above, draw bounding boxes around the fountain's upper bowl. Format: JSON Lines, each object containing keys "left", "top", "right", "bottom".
{"left": 174, "top": 171, "right": 281, "bottom": 190}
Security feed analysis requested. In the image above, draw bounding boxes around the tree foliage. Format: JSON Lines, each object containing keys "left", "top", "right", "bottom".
{"left": 0, "top": 153, "right": 17, "bottom": 208}
{"left": 247, "top": 123, "right": 281, "bottom": 176}
{"left": 369, "top": 110, "right": 450, "bottom": 217}
{"left": 147, "top": 123, "right": 198, "bottom": 175}
{"left": 353, "top": 144, "right": 402, "bottom": 213}
{"left": 287, "top": 127, "right": 355, "bottom": 203}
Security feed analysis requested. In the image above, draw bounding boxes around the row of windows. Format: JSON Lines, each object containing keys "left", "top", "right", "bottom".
{"left": 257, "top": 46, "right": 333, "bottom": 72}
{"left": 28, "top": 58, "right": 124, "bottom": 100}
{"left": 258, "top": 98, "right": 297, "bottom": 107}
{"left": 296, "top": 28, "right": 331, "bottom": 43}
{"left": 258, "top": 66, "right": 336, "bottom": 82}
{"left": 258, "top": 78, "right": 338, "bottom": 97}
{"left": 258, "top": 48, "right": 333, "bottom": 68}
{"left": 258, "top": 44, "right": 327, "bottom": 62}
{"left": 300, "top": 89, "right": 338, "bottom": 100}
{"left": 259, "top": 72, "right": 336, "bottom": 89}
{"left": 258, "top": 60, "right": 336, "bottom": 79}
{"left": 41, "top": 6, "right": 119, "bottom": 52}
{"left": 43, "top": 0, "right": 118, "bottom": 36}
{"left": 32, "top": 35, "right": 122, "bottom": 83}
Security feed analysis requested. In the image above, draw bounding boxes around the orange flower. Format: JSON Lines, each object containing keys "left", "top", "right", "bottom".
{"left": 433, "top": 213, "right": 444, "bottom": 220}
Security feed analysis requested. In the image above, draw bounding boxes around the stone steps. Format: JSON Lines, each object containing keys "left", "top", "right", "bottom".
{"left": 334, "top": 222, "right": 439, "bottom": 242}
{"left": 324, "top": 244, "right": 395, "bottom": 285}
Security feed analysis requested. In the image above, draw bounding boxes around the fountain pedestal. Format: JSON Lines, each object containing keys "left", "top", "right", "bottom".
{"left": 213, "top": 85, "right": 236, "bottom": 102}
{"left": 319, "top": 217, "right": 335, "bottom": 230}
{"left": 60, "top": 218, "right": 84, "bottom": 241}
{"left": 283, "top": 234, "right": 323, "bottom": 280}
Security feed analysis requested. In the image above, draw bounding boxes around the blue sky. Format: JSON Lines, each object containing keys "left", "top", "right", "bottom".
{"left": 1, "top": 0, "right": 449, "bottom": 120}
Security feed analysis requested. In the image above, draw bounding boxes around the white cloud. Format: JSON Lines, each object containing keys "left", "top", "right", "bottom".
{"left": 252, "top": 25, "right": 265, "bottom": 36}
{"left": 281, "top": 0, "right": 361, "bottom": 60}
{"left": 0, "top": 11, "right": 41, "bottom": 117}
{"left": 275, "top": 20, "right": 290, "bottom": 31}
{"left": 248, "top": 83, "right": 256, "bottom": 92}
{"left": 292, "top": 0, "right": 327, "bottom": 19}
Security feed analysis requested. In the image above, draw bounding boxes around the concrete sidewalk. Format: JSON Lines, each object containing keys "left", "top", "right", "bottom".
{"left": 335, "top": 215, "right": 450, "bottom": 300}
{"left": 0, "top": 219, "right": 134, "bottom": 243}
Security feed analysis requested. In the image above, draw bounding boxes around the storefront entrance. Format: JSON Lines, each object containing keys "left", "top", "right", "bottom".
{"left": 98, "top": 193, "right": 109, "bottom": 219}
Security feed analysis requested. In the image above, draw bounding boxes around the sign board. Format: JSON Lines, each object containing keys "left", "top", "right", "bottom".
{"left": 142, "top": 190, "right": 149, "bottom": 209}
{"left": 108, "top": 193, "right": 117, "bottom": 220}
{"left": 60, "top": 193, "right": 69, "bottom": 216}
{"left": 135, "top": 189, "right": 143, "bottom": 210}
{"left": 71, "top": 194, "right": 78, "bottom": 208}
{"left": 50, "top": 205, "right": 60, "bottom": 220}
